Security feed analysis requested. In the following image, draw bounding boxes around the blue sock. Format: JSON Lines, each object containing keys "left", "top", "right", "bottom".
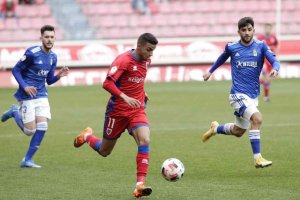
{"left": 12, "top": 111, "right": 23, "bottom": 131}
{"left": 24, "top": 122, "right": 47, "bottom": 161}
{"left": 138, "top": 145, "right": 149, "bottom": 153}
{"left": 217, "top": 125, "right": 226, "bottom": 134}
{"left": 216, "top": 123, "right": 233, "bottom": 135}
{"left": 249, "top": 130, "right": 261, "bottom": 157}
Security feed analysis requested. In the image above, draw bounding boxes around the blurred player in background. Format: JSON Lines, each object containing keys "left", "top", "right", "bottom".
{"left": 1, "top": 25, "right": 69, "bottom": 168}
{"left": 258, "top": 23, "right": 279, "bottom": 102}
{"left": 202, "top": 17, "right": 280, "bottom": 168}
{"left": 74, "top": 33, "right": 158, "bottom": 198}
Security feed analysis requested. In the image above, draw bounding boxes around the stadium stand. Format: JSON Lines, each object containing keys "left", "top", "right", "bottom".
{"left": 0, "top": 0, "right": 64, "bottom": 42}
{"left": 0, "top": 0, "right": 298, "bottom": 42}
{"left": 79, "top": 0, "right": 299, "bottom": 39}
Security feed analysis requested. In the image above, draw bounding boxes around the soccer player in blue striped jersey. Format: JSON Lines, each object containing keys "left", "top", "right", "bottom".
{"left": 1, "top": 25, "right": 69, "bottom": 168}
{"left": 202, "top": 17, "right": 280, "bottom": 168}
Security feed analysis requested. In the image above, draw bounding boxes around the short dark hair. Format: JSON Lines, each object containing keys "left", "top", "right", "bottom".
{"left": 238, "top": 17, "right": 254, "bottom": 29}
{"left": 137, "top": 33, "right": 158, "bottom": 45}
{"left": 41, "top": 25, "right": 55, "bottom": 35}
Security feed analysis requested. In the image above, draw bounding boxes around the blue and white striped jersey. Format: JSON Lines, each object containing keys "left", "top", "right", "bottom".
{"left": 12, "top": 46, "right": 59, "bottom": 101}
{"left": 209, "top": 40, "right": 280, "bottom": 98}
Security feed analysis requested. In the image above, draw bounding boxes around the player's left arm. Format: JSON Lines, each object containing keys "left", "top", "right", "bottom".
{"left": 46, "top": 57, "right": 69, "bottom": 85}
{"left": 263, "top": 42, "right": 280, "bottom": 78}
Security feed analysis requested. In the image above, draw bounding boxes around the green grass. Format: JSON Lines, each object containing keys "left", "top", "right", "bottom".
{"left": 0, "top": 79, "right": 299, "bottom": 200}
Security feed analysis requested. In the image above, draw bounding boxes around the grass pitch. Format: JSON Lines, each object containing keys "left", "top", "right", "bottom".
{"left": 0, "top": 79, "right": 299, "bottom": 200}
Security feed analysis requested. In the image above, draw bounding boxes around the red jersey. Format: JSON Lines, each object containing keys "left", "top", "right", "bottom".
{"left": 105, "top": 50, "right": 150, "bottom": 115}
{"left": 257, "top": 34, "right": 278, "bottom": 52}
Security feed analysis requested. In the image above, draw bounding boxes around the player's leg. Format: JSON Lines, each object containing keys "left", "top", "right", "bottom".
{"left": 131, "top": 125, "right": 152, "bottom": 198}
{"left": 263, "top": 76, "right": 271, "bottom": 102}
{"left": 1, "top": 104, "right": 24, "bottom": 131}
{"left": 243, "top": 100, "right": 272, "bottom": 168}
{"left": 249, "top": 111, "right": 272, "bottom": 168}
{"left": 20, "top": 99, "right": 51, "bottom": 168}
{"left": 74, "top": 126, "right": 117, "bottom": 156}
{"left": 20, "top": 117, "right": 47, "bottom": 168}
{"left": 262, "top": 62, "right": 272, "bottom": 102}
{"left": 74, "top": 115, "right": 125, "bottom": 157}
{"left": 202, "top": 94, "right": 248, "bottom": 142}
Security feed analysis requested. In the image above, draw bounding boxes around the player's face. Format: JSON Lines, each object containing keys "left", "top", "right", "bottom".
{"left": 238, "top": 24, "right": 255, "bottom": 45}
{"left": 41, "top": 31, "right": 55, "bottom": 52}
{"left": 139, "top": 43, "right": 156, "bottom": 61}
{"left": 265, "top": 25, "right": 272, "bottom": 36}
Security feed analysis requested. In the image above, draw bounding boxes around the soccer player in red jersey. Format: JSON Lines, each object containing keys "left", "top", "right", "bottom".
{"left": 257, "top": 23, "right": 279, "bottom": 102}
{"left": 74, "top": 33, "right": 158, "bottom": 198}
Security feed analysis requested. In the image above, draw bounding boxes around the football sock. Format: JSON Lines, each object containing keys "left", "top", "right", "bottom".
{"left": 12, "top": 111, "right": 23, "bottom": 131}
{"left": 216, "top": 123, "right": 233, "bottom": 135}
{"left": 24, "top": 122, "right": 47, "bottom": 161}
{"left": 264, "top": 82, "right": 270, "bottom": 97}
{"left": 136, "top": 145, "right": 149, "bottom": 183}
{"left": 86, "top": 134, "right": 102, "bottom": 152}
{"left": 249, "top": 130, "right": 261, "bottom": 159}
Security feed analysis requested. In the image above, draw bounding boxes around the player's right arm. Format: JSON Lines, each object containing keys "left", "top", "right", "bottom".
{"left": 12, "top": 50, "right": 37, "bottom": 97}
{"left": 103, "top": 78, "right": 141, "bottom": 108}
{"left": 203, "top": 44, "right": 230, "bottom": 81}
{"left": 102, "top": 59, "right": 141, "bottom": 108}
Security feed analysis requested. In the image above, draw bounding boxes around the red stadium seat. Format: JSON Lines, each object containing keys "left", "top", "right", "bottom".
{"left": 38, "top": 5, "right": 51, "bottom": 17}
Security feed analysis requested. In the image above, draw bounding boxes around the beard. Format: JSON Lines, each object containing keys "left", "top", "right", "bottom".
{"left": 241, "top": 35, "right": 253, "bottom": 45}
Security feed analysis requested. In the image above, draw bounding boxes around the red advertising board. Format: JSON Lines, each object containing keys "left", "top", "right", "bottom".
{"left": 1, "top": 63, "right": 300, "bottom": 88}
{"left": 1, "top": 37, "right": 300, "bottom": 68}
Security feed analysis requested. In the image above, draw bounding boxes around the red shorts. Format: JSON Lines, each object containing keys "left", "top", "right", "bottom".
{"left": 263, "top": 59, "right": 272, "bottom": 75}
{"left": 103, "top": 109, "right": 149, "bottom": 140}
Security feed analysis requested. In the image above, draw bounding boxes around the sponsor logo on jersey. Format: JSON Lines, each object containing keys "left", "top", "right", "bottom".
{"left": 133, "top": 66, "right": 138, "bottom": 71}
{"left": 235, "top": 52, "right": 240, "bottom": 57}
{"left": 110, "top": 66, "right": 118, "bottom": 74}
{"left": 38, "top": 69, "right": 49, "bottom": 76}
{"left": 128, "top": 77, "right": 145, "bottom": 83}
{"left": 253, "top": 49, "right": 257, "bottom": 56}
{"left": 236, "top": 61, "right": 257, "bottom": 68}
{"left": 38, "top": 60, "right": 43, "bottom": 64}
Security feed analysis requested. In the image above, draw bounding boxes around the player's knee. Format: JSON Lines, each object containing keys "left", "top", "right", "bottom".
{"left": 139, "top": 138, "right": 150, "bottom": 146}
{"left": 23, "top": 128, "right": 36, "bottom": 136}
{"left": 232, "top": 126, "right": 246, "bottom": 137}
{"left": 234, "top": 132, "right": 244, "bottom": 137}
{"left": 251, "top": 113, "right": 263, "bottom": 127}
{"left": 99, "top": 150, "right": 111, "bottom": 157}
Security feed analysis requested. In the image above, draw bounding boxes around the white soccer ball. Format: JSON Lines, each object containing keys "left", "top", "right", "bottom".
{"left": 161, "top": 158, "right": 185, "bottom": 182}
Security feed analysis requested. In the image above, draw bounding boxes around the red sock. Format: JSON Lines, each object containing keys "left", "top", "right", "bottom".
{"left": 86, "top": 134, "right": 102, "bottom": 151}
{"left": 136, "top": 152, "right": 149, "bottom": 183}
{"left": 264, "top": 82, "right": 270, "bottom": 97}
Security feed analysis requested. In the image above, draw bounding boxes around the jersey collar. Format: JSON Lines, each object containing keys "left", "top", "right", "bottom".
{"left": 130, "top": 49, "right": 139, "bottom": 62}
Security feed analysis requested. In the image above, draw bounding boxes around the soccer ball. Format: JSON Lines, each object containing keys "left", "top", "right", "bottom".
{"left": 161, "top": 158, "right": 185, "bottom": 182}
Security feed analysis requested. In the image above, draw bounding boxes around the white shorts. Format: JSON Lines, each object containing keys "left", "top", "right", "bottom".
{"left": 20, "top": 98, "right": 51, "bottom": 124}
{"left": 229, "top": 93, "right": 259, "bottom": 129}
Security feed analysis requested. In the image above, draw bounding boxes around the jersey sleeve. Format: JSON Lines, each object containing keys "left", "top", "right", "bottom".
{"left": 106, "top": 56, "right": 128, "bottom": 82}
{"left": 12, "top": 49, "right": 34, "bottom": 89}
{"left": 262, "top": 41, "right": 280, "bottom": 71}
{"left": 46, "top": 55, "right": 59, "bottom": 85}
{"left": 209, "top": 44, "right": 230, "bottom": 73}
